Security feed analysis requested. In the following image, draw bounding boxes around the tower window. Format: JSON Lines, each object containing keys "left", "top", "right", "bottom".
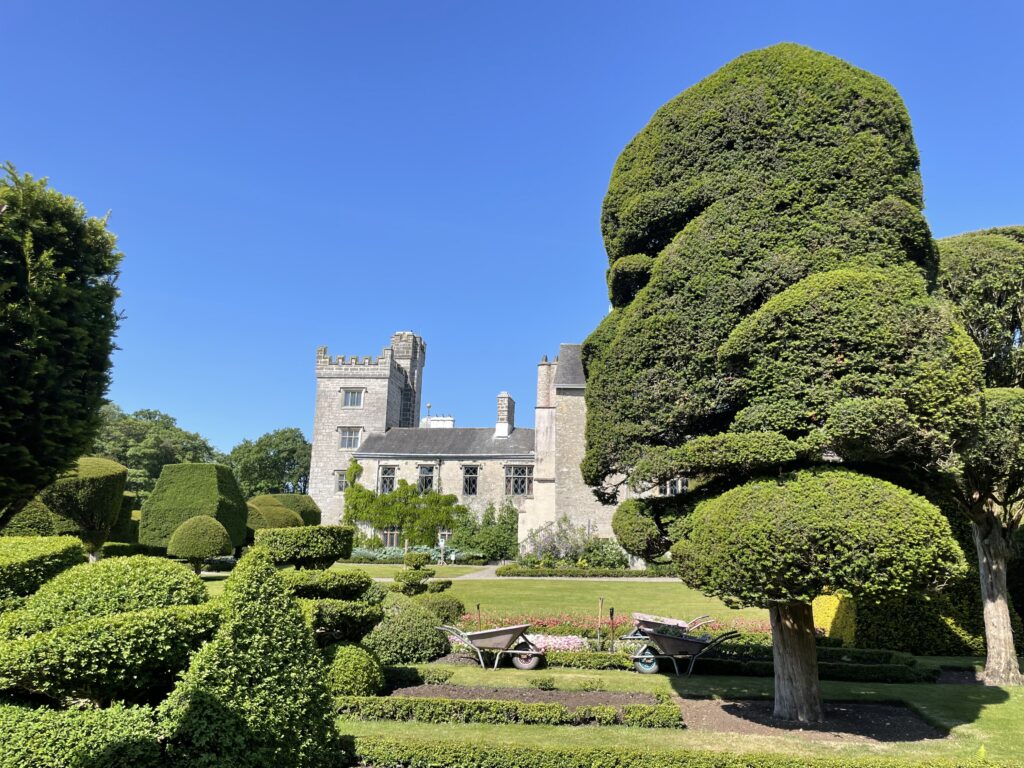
{"left": 343, "top": 389, "right": 363, "bottom": 408}
{"left": 505, "top": 465, "right": 533, "bottom": 496}
{"left": 417, "top": 465, "right": 435, "bottom": 493}
{"left": 339, "top": 428, "right": 360, "bottom": 449}
{"left": 379, "top": 466, "right": 396, "bottom": 494}
{"left": 462, "top": 465, "right": 478, "bottom": 496}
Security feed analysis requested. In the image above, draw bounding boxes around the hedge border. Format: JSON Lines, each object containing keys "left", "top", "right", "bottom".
{"left": 495, "top": 565, "right": 675, "bottom": 578}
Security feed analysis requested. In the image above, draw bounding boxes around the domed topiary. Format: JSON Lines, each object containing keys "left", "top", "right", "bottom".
{"left": 612, "top": 499, "right": 669, "bottom": 561}
{"left": 40, "top": 457, "right": 128, "bottom": 560}
{"left": 0, "top": 498, "right": 56, "bottom": 537}
{"left": 246, "top": 500, "right": 303, "bottom": 538}
{"left": 361, "top": 594, "right": 449, "bottom": 665}
{"left": 250, "top": 494, "right": 321, "bottom": 526}
{"left": 323, "top": 643, "right": 385, "bottom": 697}
{"left": 168, "top": 516, "right": 233, "bottom": 574}
{"left": 0, "top": 555, "right": 207, "bottom": 638}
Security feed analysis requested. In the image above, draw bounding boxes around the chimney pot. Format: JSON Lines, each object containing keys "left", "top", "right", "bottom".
{"left": 495, "top": 391, "right": 515, "bottom": 438}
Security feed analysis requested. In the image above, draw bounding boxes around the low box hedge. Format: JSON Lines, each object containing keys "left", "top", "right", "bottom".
{"left": 254, "top": 525, "right": 354, "bottom": 569}
{"left": 495, "top": 565, "right": 674, "bottom": 578}
{"left": 352, "top": 736, "right": 978, "bottom": 768}
{"left": 0, "top": 536, "right": 84, "bottom": 605}
{"left": 336, "top": 695, "right": 683, "bottom": 728}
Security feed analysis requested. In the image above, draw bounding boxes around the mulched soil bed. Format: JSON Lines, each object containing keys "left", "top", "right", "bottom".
{"left": 936, "top": 668, "right": 983, "bottom": 684}
{"left": 683, "top": 699, "right": 946, "bottom": 743}
{"left": 392, "top": 683, "right": 658, "bottom": 708}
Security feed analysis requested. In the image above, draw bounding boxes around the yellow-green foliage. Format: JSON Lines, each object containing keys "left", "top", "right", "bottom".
{"left": 812, "top": 593, "right": 856, "bottom": 647}
{"left": 0, "top": 536, "right": 84, "bottom": 606}
{"left": 139, "top": 463, "right": 247, "bottom": 549}
{"left": 0, "top": 499, "right": 56, "bottom": 537}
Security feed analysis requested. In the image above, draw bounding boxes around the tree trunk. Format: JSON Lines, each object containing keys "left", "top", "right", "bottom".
{"left": 87, "top": 549, "right": 100, "bottom": 563}
{"left": 769, "top": 601, "right": 824, "bottom": 722}
{"left": 972, "top": 515, "right": 1024, "bottom": 685}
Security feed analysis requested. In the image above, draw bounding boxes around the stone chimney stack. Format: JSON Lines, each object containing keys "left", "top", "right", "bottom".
{"left": 495, "top": 391, "right": 515, "bottom": 438}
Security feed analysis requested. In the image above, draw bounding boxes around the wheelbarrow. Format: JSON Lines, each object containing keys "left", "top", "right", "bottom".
{"left": 437, "top": 624, "right": 543, "bottom": 670}
{"left": 622, "top": 612, "right": 739, "bottom": 675}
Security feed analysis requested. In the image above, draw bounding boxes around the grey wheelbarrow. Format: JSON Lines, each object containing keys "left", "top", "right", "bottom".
{"left": 437, "top": 624, "right": 543, "bottom": 670}
{"left": 622, "top": 612, "right": 739, "bottom": 675}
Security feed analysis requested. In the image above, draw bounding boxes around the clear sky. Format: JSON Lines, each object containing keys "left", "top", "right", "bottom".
{"left": 4, "top": 1, "right": 1022, "bottom": 451}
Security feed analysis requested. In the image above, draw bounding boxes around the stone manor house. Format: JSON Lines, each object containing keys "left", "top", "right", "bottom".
{"left": 308, "top": 331, "right": 620, "bottom": 546}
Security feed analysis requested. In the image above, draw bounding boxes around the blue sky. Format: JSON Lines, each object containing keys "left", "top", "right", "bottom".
{"left": 4, "top": 1, "right": 1022, "bottom": 451}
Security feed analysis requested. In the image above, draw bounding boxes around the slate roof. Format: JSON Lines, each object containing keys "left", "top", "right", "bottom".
{"left": 355, "top": 427, "right": 535, "bottom": 458}
{"left": 553, "top": 344, "right": 586, "bottom": 389}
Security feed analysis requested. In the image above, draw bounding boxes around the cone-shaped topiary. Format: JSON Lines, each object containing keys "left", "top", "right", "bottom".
{"left": 40, "top": 457, "right": 128, "bottom": 560}
{"left": 323, "top": 643, "right": 384, "bottom": 697}
{"left": 250, "top": 493, "right": 321, "bottom": 526}
{"left": 168, "top": 516, "right": 233, "bottom": 574}
{"left": 139, "top": 464, "right": 247, "bottom": 550}
{"left": 159, "top": 548, "right": 341, "bottom": 768}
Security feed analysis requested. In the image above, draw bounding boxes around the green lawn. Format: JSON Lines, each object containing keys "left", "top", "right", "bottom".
{"left": 446, "top": 578, "right": 766, "bottom": 624}
{"left": 329, "top": 563, "right": 485, "bottom": 579}
{"left": 344, "top": 664, "right": 1020, "bottom": 763}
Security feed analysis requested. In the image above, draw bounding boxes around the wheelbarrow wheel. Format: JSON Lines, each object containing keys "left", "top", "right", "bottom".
{"left": 634, "top": 647, "right": 660, "bottom": 674}
{"left": 511, "top": 642, "right": 542, "bottom": 670}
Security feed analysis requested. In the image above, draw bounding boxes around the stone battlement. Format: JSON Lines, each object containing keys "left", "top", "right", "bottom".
{"left": 316, "top": 345, "right": 394, "bottom": 370}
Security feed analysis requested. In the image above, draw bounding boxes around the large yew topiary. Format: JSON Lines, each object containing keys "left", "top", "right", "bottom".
{"left": 159, "top": 548, "right": 341, "bottom": 768}
{"left": 40, "top": 456, "right": 128, "bottom": 560}
{"left": 251, "top": 493, "right": 321, "bottom": 526}
{"left": 139, "top": 463, "right": 247, "bottom": 549}
{"left": 246, "top": 499, "right": 303, "bottom": 541}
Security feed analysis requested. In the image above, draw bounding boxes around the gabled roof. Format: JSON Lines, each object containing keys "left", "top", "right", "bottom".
{"left": 553, "top": 343, "right": 586, "bottom": 389}
{"left": 355, "top": 427, "right": 535, "bottom": 459}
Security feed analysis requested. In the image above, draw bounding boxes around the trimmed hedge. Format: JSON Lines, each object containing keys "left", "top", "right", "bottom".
{"left": 254, "top": 524, "right": 354, "bottom": 569}
{"left": 246, "top": 500, "right": 303, "bottom": 538}
{"left": 0, "top": 703, "right": 162, "bottom": 768}
{"left": 251, "top": 493, "right": 322, "bottom": 526}
{"left": 108, "top": 493, "right": 139, "bottom": 544}
{"left": 324, "top": 643, "right": 385, "bottom": 697}
{"left": 0, "top": 536, "right": 84, "bottom": 606}
{"left": 299, "top": 598, "right": 383, "bottom": 643}
{"left": 415, "top": 593, "right": 465, "bottom": 623}
{"left": 40, "top": 456, "right": 127, "bottom": 556}
{"left": 139, "top": 463, "right": 247, "bottom": 549}
{"left": 495, "top": 565, "right": 671, "bottom": 578}
{"left": 352, "top": 737, "right": 978, "bottom": 768}
{"left": 336, "top": 695, "right": 683, "bottom": 728}
{"left": 0, "top": 602, "right": 221, "bottom": 704}
{"left": 362, "top": 595, "right": 450, "bottom": 665}
{"left": 280, "top": 567, "right": 373, "bottom": 600}
{"left": 611, "top": 499, "right": 669, "bottom": 560}
{"left": 0, "top": 555, "right": 206, "bottom": 638}
{"left": 0, "top": 499, "right": 56, "bottom": 537}
{"left": 168, "top": 515, "right": 233, "bottom": 572}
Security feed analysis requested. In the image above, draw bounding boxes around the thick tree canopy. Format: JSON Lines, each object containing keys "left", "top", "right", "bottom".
{"left": 227, "top": 428, "right": 311, "bottom": 497}
{"left": 672, "top": 469, "right": 965, "bottom": 608}
{"left": 0, "top": 167, "right": 122, "bottom": 523}
{"left": 583, "top": 43, "right": 939, "bottom": 489}
{"left": 938, "top": 227, "right": 1024, "bottom": 388}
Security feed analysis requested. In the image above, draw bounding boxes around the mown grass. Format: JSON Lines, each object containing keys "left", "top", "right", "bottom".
{"left": 345, "top": 664, "right": 1021, "bottom": 763}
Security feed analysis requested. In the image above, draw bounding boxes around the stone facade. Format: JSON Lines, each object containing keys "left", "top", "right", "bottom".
{"left": 309, "top": 332, "right": 623, "bottom": 544}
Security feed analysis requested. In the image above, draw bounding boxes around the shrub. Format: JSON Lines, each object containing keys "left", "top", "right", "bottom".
{"left": 323, "top": 643, "right": 385, "bottom": 696}
{"left": 0, "top": 555, "right": 206, "bottom": 638}
{"left": 0, "top": 703, "right": 162, "bottom": 768}
{"left": 254, "top": 525, "right": 354, "bottom": 569}
{"left": 0, "top": 602, "right": 221, "bottom": 705}
{"left": 138, "top": 463, "right": 247, "bottom": 549}
{"left": 300, "top": 598, "right": 383, "bottom": 643}
{"left": 159, "top": 549, "right": 341, "bottom": 768}
{"left": 0, "top": 536, "right": 84, "bottom": 606}
{"left": 607, "top": 253, "right": 653, "bottom": 307}
{"left": 335, "top": 696, "right": 683, "bottom": 728}
{"left": 528, "top": 676, "right": 556, "bottom": 691}
{"left": 812, "top": 592, "right": 856, "bottom": 647}
{"left": 250, "top": 493, "right": 321, "bottom": 526}
{"left": 579, "top": 538, "right": 628, "bottom": 569}
{"left": 168, "top": 516, "right": 234, "bottom": 573}
{"left": 246, "top": 500, "right": 303, "bottom": 540}
{"left": 404, "top": 551, "right": 431, "bottom": 569}
{"left": 612, "top": 499, "right": 669, "bottom": 560}
{"left": 39, "top": 457, "right": 128, "bottom": 558}
{"left": 0, "top": 498, "right": 56, "bottom": 537}
{"left": 414, "top": 593, "right": 465, "bottom": 624}
{"left": 362, "top": 595, "right": 449, "bottom": 664}
{"left": 426, "top": 579, "right": 452, "bottom": 593}
{"left": 280, "top": 568, "right": 373, "bottom": 600}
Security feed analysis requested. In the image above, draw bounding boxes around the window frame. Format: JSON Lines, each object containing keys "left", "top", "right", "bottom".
{"left": 335, "top": 473, "right": 348, "bottom": 493}
{"left": 379, "top": 526, "right": 401, "bottom": 548}
{"left": 378, "top": 465, "right": 397, "bottom": 494}
{"left": 462, "top": 465, "right": 479, "bottom": 496}
{"left": 417, "top": 464, "right": 435, "bottom": 494}
{"left": 339, "top": 427, "right": 361, "bottom": 450}
{"left": 342, "top": 389, "right": 364, "bottom": 408}
{"left": 504, "top": 464, "right": 534, "bottom": 497}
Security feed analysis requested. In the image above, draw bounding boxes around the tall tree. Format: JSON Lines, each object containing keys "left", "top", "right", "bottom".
{"left": 590, "top": 44, "right": 980, "bottom": 720}
{"left": 0, "top": 166, "right": 122, "bottom": 528}
{"left": 227, "top": 428, "right": 311, "bottom": 498}
{"left": 91, "top": 404, "right": 218, "bottom": 499}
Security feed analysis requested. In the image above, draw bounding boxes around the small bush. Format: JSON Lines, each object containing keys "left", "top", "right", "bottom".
{"left": 362, "top": 595, "right": 449, "bottom": 664}
{"left": 40, "top": 457, "right": 128, "bottom": 557}
{"left": 0, "top": 703, "right": 162, "bottom": 768}
{"left": 0, "top": 536, "right": 84, "bottom": 605}
{"left": 168, "top": 515, "right": 233, "bottom": 573}
{"left": 158, "top": 549, "right": 341, "bottom": 768}
{"left": 0, "top": 602, "right": 221, "bottom": 705}
{"left": 323, "top": 643, "right": 385, "bottom": 696}
{"left": 254, "top": 525, "right": 354, "bottom": 569}
{"left": 0, "top": 555, "right": 206, "bottom": 638}
{"left": 0, "top": 499, "right": 56, "bottom": 537}
{"left": 404, "top": 552, "right": 432, "bottom": 569}
{"left": 280, "top": 568, "right": 373, "bottom": 600}
{"left": 528, "top": 676, "right": 556, "bottom": 691}
{"left": 414, "top": 593, "right": 465, "bottom": 623}
{"left": 139, "top": 463, "right": 248, "bottom": 549}
{"left": 250, "top": 493, "right": 321, "bottom": 526}
{"left": 579, "top": 538, "right": 629, "bottom": 569}
{"left": 300, "top": 598, "right": 383, "bottom": 643}
{"left": 427, "top": 579, "right": 452, "bottom": 593}
{"left": 497, "top": 565, "right": 668, "bottom": 578}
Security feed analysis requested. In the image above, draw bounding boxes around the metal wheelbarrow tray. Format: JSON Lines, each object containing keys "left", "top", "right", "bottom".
{"left": 622, "top": 612, "right": 739, "bottom": 675}
{"left": 437, "top": 624, "right": 543, "bottom": 670}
